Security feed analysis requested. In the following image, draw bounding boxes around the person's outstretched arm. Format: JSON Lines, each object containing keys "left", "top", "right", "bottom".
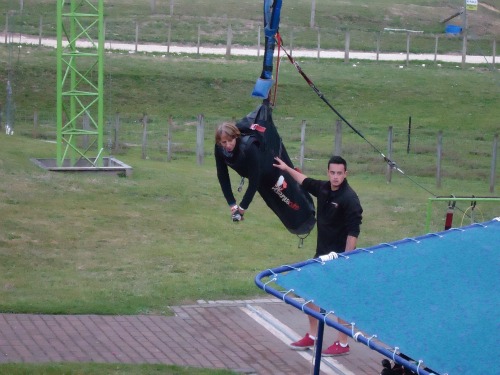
{"left": 273, "top": 157, "right": 307, "bottom": 185}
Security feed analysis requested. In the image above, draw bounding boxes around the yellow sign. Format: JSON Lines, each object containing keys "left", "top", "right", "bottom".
{"left": 466, "top": 0, "right": 478, "bottom": 11}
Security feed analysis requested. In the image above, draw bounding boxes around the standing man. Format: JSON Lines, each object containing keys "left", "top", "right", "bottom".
{"left": 273, "top": 155, "right": 363, "bottom": 356}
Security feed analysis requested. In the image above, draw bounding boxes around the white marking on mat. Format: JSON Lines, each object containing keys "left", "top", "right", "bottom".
{"left": 242, "top": 304, "right": 356, "bottom": 375}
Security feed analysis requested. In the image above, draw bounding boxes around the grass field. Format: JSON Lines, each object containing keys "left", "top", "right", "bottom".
{"left": 1, "top": 31, "right": 499, "bottom": 315}
{"left": 0, "top": 1, "right": 499, "bottom": 373}
{"left": 1, "top": 121, "right": 499, "bottom": 315}
{"left": 0, "top": 363, "right": 237, "bottom": 375}
{"left": 1, "top": 0, "right": 499, "bottom": 54}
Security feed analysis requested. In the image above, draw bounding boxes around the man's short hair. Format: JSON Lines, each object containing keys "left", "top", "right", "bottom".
{"left": 328, "top": 155, "right": 347, "bottom": 170}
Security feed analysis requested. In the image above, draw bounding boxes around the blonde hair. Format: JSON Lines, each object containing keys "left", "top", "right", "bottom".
{"left": 215, "top": 122, "right": 241, "bottom": 145}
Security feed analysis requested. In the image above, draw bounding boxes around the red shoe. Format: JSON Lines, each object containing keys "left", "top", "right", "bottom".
{"left": 322, "top": 341, "right": 350, "bottom": 356}
{"left": 289, "top": 333, "right": 315, "bottom": 350}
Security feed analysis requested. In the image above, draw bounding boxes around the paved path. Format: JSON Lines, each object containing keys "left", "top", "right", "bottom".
{"left": 1, "top": 32, "right": 496, "bottom": 65}
{"left": 0, "top": 298, "right": 386, "bottom": 374}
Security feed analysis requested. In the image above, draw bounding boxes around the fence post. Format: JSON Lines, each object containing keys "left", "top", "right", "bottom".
{"left": 376, "top": 32, "right": 380, "bottom": 62}
{"left": 317, "top": 27, "right": 321, "bottom": 61}
{"left": 196, "top": 114, "right": 205, "bottom": 165}
{"left": 167, "top": 23, "right": 171, "bottom": 53}
{"left": 310, "top": 0, "right": 316, "bottom": 28}
{"left": 135, "top": 21, "right": 139, "bottom": 53}
{"left": 334, "top": 119, "right": 342, "bottom": 156}
{"left": 167, "top": 116, "right": 173, "bottom": 162}
{"left": 257, "top": 25, "right": 261, "bottom": 57}
{"left": 38, "top": 16, "right": 43, "bottom": 46}
{"left": 299, "top": 120, "right": 306, "bottom": 172}
{"left": 226, "top": 24, "right": 232, "bottom": 57}
{"left": 386, "top": 126, "right": 393, "bottom": 183}
{"left": 33, "top": 110, "right": 38, "bottom": 138}
{"left": 141, "top": 114, "right": 148, "bottom": 160}
{"left": 197, "top": 24, "right": 201, "bottom": 55}
{"left": 5, "top": 13, "right": 8, "bottom": 44}
{"left": 406, "top": 31, "right": 410, "bottom": 66}
{"left": 490, "top": 134, "right": 498, "bottom": 193}
{"left": 169, "top": 0, "right": 174, "bottom": 17}
{"left": 436, "top": 130, "right": 443, "bottom": 188}
{"left": 407, "top": 116, "right": 411, "bottom": 154}
{"left": 344, "top": 30, "right": 350, "bottom": 63}
{"left": 461, "top": 30, "right": 467, "bottom": 69}
{"left": 113, "top": 112, "right": 120, "bottom": 151}
{"left": 434, "top": 35, "right": 439, "bottom": 63}
{"left": 493, "top": 39, "right": 496, "bottom": 68}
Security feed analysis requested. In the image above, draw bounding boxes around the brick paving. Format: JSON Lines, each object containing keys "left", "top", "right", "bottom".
{"left": 0, "top": 299, "right": 386, "bottom": 374}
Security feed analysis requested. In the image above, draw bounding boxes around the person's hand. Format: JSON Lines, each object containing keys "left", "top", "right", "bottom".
{"left": 230, "top": 205, "right": 244, "bottom": 222}
{"left": 273, "top": 157, "right": 286, "bottom": 171}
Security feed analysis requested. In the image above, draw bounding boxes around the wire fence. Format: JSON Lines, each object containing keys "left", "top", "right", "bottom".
{"left": 4, "top": 108, "right": 498, "bottom": 194}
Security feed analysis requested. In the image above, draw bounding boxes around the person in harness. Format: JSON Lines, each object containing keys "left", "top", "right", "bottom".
{"left": 215, "top": 122, "right": 262, "bottom": 222}
{"left": 214, "top": 103, "right": 316, "bottom": 235}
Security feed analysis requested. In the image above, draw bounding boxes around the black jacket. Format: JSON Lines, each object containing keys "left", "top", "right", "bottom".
{"left": 302, "top": 178, "right": 362, "bottom": 256}
{"left": 215, "top": 136, "right": 261, "bottom": 210}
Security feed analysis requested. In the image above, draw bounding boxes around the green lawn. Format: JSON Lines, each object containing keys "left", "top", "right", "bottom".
{"left": 0, "top": 363, "right": 237, "bottom": 375}
{"left": 0, "top": 1, "right": 499, "bottom": 373}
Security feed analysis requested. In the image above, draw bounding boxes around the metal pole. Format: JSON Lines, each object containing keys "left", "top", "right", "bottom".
{"left": 313, "top": 317, "right": 325, "bottom": 375}
{"left": 461, "top": 0, "right": 468, "bottom": 68}
{"left": 386, "top": 126, "right": 393, "bottom": 183}
{"left": 490, "top": 134, "right": 498, "bottom": 193}
{"left": 436, "top": 131, "right": 443, "bottom": 188}
{"left": 426, "top": 197, "right": 500, "bottom": 232}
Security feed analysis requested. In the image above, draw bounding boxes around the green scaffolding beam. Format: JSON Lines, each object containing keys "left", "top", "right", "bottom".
{"left": 56, "top": 0, "right": 104, "bottom": 167}
{"left": 425, "top": 196, "right": 500, "bottom": 233}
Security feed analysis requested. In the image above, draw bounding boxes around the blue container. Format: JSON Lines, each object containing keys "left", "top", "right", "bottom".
{"left": 445, "top": 25, "right": 462, "bottom": 34}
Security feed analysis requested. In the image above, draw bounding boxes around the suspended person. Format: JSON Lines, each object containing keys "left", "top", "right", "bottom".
{"left": 214, "top": 104, "right": 316, "bottom": 235}
{"left": 215, "top": 122, "right": 261, "bottom": 222}
{"left": 273, "top": 155, "right": 363, "bottom": 356}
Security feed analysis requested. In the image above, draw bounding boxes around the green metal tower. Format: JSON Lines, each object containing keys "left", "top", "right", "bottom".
{"left": 56, "top": 0, "right": 104, "bottom": 167}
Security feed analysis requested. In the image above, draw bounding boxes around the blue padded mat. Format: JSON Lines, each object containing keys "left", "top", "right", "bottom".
{"left": 274, "top": 219, "right": 500, "bottom": 374}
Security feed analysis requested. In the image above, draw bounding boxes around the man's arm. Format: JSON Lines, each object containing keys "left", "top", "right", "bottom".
{"left": 345, "top": 235, "right": 357, "bottom": 252}
{"left": 273, "top": 157, "right": 307, "bottom": 185}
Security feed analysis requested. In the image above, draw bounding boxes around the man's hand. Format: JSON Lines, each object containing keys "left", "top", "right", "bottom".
{"left": 272, "top": 157, "right": 287, "bottom": 171}
{"left": 273, "top": 157, "right": 307, "bottom": 185}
